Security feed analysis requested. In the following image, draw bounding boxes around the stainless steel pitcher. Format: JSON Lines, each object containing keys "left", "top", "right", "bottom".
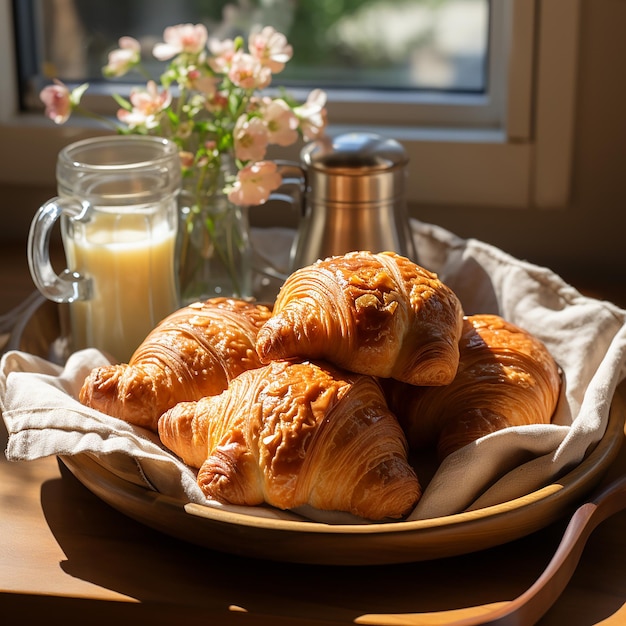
{"left": 285, "top": 131, "right": 416, "bottom": 270}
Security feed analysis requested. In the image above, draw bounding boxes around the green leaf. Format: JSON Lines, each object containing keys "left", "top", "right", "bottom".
{"left": 166, "top": 108, "right": 179, "bottom": 125}
{"left": 112, "top": 92, "right": 132, "bottom": 111}
{"left": 70, "top": 83, "right": 90, "bottom": 106}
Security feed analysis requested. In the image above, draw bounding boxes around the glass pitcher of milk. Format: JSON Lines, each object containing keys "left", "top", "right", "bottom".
{"left": 28, "top": 135, "right": 181, "bottom": 363}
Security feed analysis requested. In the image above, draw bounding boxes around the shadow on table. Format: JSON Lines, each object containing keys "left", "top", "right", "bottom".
{"left": 37, "top": 460, "right": 626, "bottom": 626}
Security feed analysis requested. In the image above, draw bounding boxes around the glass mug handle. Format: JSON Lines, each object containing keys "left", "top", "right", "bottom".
{"left": 27, "top": 197, "right": 93, "bottom": 303}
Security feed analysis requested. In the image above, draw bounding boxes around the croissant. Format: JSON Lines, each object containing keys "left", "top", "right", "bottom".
{"left": 256, "top": 251, "right": 464, "bottom": 386}
{"left": 79, "top": 297, "right": 272, "bottom": 431}
{"left": 385, "top": 314, "right": 562, "bottom": 461}
{"left": 158, "top": 359, "right": 421, "bottom": 520}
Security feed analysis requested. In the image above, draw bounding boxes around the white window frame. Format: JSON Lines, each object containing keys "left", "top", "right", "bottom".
{"left": 0, "top": 0, "right": 580, "bottom": 209}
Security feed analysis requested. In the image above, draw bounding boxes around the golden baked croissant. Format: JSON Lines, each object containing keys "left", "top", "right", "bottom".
{"left": 256, "top": 251, "right": 464, "bottom": 386}
{"left": 79, "top": 297, "right": 272, "bottom": 431}
{"left": 384, "top": 314, "right": 562, "bottom": 461}
{"left": 158, "top": 359, "right": 421, "bottom": 520}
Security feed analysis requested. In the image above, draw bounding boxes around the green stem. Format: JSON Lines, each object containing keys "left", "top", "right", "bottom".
{"left": 75, "top": 105, "right": 120, "bottom": 131}
{"left": 179, "top": 160, "right": 247, "bottom": 300}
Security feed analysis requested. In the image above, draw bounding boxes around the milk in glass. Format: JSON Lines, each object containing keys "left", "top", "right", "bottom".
{"left": 64, "top": 209, "right": 178, "bottom": 362}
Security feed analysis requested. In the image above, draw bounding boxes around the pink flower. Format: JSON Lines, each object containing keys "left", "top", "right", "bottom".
{"left": 205, "top": 90, "right": 229, "bottom": 114}
{"left": 248, "top": 26, "right": 293, "bottom": 73}
{"left": 228, "top": 52, "right": 272, "bottom": 90}
{"left": 262, "top": 98, "right": 299, "bottom": 146}
{"left": 39, "top": 79, "right": 72, "bottom": 124}
{"left": 116, "top": 80, "right": 172, "bottom": 129}
{"left": 38, "top": 23, "right": 327, "bottom": 214}
{"left": 233, "top": 115, "right": 269, "bottom": 162}
{"left": 228, "top": 161, "right": 282, "bottom": 206}
{"left": 153, "top": 23, "right": 208, "bottom": 61}
{"left": 176, "top": 121, "right": 194, "bottom": 139}
{"left": 294, "top": 89, "right": 328, "bottom": 141}
{"left": 103, "top": 36, "right": 141, "bottom": 77}
{"left": 185, "top": 66, "right": 218, "bottom": 95}
{"left": 208, "top": 38, "right": 237, "bottom": 73}
{"left": 245, "top": 95, "right": 269, "bottom": 114}
{"left": 179, "top": 151, "right": 195, "bottom": 170}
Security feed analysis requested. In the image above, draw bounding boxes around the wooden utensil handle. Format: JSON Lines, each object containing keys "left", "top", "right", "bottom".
{"left": 447, "top": 474, "right": 626, "bottom": 626}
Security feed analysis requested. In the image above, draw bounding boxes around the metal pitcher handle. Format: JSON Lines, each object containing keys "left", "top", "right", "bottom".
{"left": 269, "top": 160, "right": 306, "bottom": 215}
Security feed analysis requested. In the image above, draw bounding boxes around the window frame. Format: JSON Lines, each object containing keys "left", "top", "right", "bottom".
{"left": 0, "top": 0, "right": 581, "bottom": 209}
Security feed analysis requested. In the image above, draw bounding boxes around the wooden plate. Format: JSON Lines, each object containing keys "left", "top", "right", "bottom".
{"left": 57, "top": 394, "right": 623, "bottom": 566}
{"left": 15, "top": 295, "right": 626, "bottom": 566}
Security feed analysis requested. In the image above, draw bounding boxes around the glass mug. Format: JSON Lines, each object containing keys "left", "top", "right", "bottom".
{"left": 28, "top": 135, "right": 182, "bottom": 363}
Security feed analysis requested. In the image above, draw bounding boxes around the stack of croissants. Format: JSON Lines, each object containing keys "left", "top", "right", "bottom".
{"left": 79, "top": 251, "right": 562, "bottom": 522}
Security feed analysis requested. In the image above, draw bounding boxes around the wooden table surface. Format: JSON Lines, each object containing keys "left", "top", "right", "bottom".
{"left": 1, "top": 240, "right": 625, "bottom": 625}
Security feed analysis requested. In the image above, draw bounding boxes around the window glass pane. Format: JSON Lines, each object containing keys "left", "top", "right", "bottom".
{"left": 20, "top": 0, "right": 489, "bottom": 99}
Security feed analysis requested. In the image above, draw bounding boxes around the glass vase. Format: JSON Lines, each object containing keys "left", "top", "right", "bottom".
{"left": 177, "top": 161, "right": 252, "bottom": 305}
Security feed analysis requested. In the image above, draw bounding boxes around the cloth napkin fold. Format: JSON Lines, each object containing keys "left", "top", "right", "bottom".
{"left": 2, "top": 220, "right": 626, "bottom": 523}
{"left": 0, "top": 348, "right": 208, "bottom": 503}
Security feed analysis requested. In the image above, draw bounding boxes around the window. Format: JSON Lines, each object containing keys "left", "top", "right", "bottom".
{"left": 20, "top": 0, "right": 490, "bottom": 92}
{"left": 0, "top": 0, "right": 581, "bottom": 209}
{"left": 16, "top": 0, "right": 492, "bottom": 127}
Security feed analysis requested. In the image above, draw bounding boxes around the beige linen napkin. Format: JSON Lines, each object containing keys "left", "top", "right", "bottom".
{"left": 2, "top": 220, "right": 626, "bottom": 523}
{"left": 409, "top": 221, "right": 626, "bottom": 518}
{"left": 0, "top": 348, "right": 209, "bottom": 503}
